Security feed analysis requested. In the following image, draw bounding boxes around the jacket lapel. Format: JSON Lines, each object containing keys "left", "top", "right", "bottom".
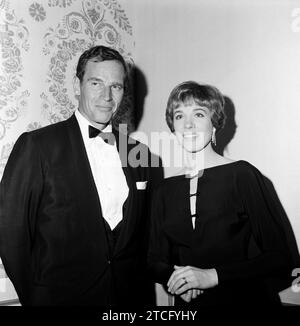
{"left": 65, "top": 115, "right": 111, "bottom": 255}
{"left": 113, "top": 130, "right": 142, "bottom": 255}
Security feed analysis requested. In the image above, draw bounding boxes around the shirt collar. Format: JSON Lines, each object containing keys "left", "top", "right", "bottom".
{"left": 75, "top": 110, "right": 113, "bottom": 145}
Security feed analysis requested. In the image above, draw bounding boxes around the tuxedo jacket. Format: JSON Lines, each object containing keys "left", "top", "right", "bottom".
{"left": 0, "top": 114, "right": 161, "bottom": 306}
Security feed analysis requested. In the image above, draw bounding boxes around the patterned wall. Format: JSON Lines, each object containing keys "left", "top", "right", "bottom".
{"left": 0, "top": 0, "right": 134, "bottom": 180}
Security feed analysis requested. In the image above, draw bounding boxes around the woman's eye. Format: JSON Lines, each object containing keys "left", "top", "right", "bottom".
{"left": 174, "top": 114, "right": 183, "bottom": 120}
{"left": 195, "top": 112, "right": 204, "bottom": 118}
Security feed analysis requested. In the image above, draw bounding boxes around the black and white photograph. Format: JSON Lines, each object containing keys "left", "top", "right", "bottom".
{"left": 0, "top": 0, "right": 299, "bottom": 317}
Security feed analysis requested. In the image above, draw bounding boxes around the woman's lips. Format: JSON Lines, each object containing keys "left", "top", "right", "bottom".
{"left": 183, "top": 132, "right": 198, "bottom": 139}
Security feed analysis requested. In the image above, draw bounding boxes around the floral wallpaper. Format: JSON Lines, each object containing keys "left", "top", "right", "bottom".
{"left": 0, "top": 0, "right": 134, "bottom": 180}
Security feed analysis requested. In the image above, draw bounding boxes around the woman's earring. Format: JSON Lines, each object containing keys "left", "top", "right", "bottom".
{"left": 212, "top": 129, "right": 216, "bottom": 146}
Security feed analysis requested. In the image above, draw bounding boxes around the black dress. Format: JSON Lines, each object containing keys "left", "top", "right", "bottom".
{"left": 148, "top": 161, "right": 294, "bottom": 306}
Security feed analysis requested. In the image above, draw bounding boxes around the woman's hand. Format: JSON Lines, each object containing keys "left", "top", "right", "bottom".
{"left": 179, "top": 289, "right": 203, "bottom": 302}
{"left": 167, "top": 265, "right": 218, "bottom": 295}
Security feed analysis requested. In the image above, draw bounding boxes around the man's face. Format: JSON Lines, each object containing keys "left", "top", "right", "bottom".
{"left": 78, "top": 59, "right": 125, "bottom": 129}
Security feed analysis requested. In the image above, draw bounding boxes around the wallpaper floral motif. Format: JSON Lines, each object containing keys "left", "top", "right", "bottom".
{"left": 0, "top": 0, "right": 134, "bottom": 180}
{"left": 48, "top": 0, "right": 76, "bottom": 8}
{"left": 29, "top": 2, "right": 47, "bottom": 22}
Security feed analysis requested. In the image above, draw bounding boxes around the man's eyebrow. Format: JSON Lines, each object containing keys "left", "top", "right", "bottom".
{"left": 112, "top": 82, "right": 124, "bottom": 87}
{"left": 87, "top": 77, "right": 103, "bottom": 82}
{"left": 87, "top": 78, "right": 123, "bottom": 86}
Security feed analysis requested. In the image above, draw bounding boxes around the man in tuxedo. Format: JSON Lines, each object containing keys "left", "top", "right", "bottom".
{"left": 0, "top": 45, "right": 160, "bottom": 306}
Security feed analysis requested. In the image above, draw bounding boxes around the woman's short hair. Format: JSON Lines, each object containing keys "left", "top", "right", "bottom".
{"left": 165, "top": 81, "right": 226, "bottom": 132}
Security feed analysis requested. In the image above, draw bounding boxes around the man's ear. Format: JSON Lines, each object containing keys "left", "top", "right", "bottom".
{"left": 73, "top": 77, "right": 80, "bottom": 101}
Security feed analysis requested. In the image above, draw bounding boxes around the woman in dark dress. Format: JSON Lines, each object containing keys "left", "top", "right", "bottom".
{"left": 148, "top": 81, "right": 296, "bottom": 306}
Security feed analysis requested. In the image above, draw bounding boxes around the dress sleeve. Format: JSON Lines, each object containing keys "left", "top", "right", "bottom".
{"left": 147, "top": 186, "right": 174, "bottom": 285}
{"left": 216, "top": 163, "right": 295, "bottom": 285}
{"left": 0, "top": 132, "right": 43, "bottom": 305}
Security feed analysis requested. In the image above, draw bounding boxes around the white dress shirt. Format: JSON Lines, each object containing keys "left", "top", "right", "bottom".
{"left": 75, "top": 110, "right": 129, "bottom": 230}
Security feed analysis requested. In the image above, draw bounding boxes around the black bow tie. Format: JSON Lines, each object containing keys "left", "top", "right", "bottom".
{"left": 88, "top": 125, "right": 115, "bottom": 145}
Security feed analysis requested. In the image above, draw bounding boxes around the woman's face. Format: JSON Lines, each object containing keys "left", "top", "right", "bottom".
{"left": 173, "top": 101, "right": 214, "bottom": 153}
